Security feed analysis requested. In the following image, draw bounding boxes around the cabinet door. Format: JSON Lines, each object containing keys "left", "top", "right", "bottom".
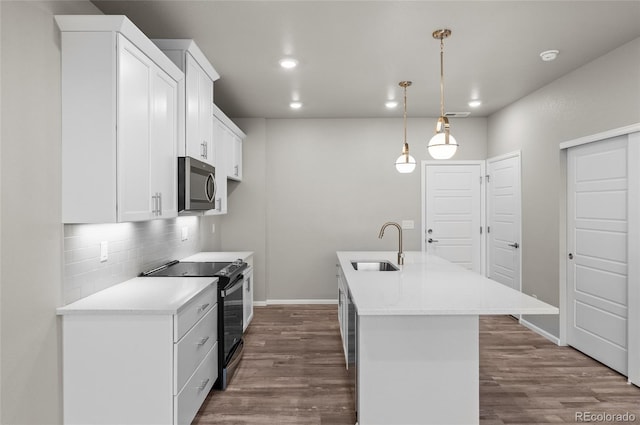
{"left": 150, "top": 68, "right": 178, "bottom": 219}
{"left": 243, "top": 269, "right": 254, "bottom": 332}
{"left": 117, "top": 35, "right": 153, "bottom": 222}
{"left": 185, "top": 53, "right": 213, "bottom": 166}
{"left": 227, "top": 135, "right": 243, "bottom": 181}
{"left": 207, "top": 116, "right": 227, "bottom": 215}
{"left": 198, "top": 69, "right": 214, "bottom": 166}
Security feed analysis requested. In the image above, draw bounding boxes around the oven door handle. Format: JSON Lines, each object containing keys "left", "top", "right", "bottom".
{"left": 221, "top": 276, "right": 244, "bottom": 298}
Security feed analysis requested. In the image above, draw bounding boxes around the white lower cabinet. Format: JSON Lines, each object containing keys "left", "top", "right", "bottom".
{"left": 243, "top": 266, "right": 254, "bottom": 331}
{"left": 337, "top": 264, "right": 348, "bottom": 362}
{"left": 60, "top": 286, "right": 217, "bottom": 425}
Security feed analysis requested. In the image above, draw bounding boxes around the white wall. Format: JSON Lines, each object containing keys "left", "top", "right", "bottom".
{"left": 217, "top": 117, "right": 486, "bottom": 302}
{"left": 0, "top": 2, "right": 102, "bottom": 424}
{"left": 487, "top": 37, "right": 640, "bottom": 336}
{"left": 210, "top": 118, "right": 268, "bottom": 302}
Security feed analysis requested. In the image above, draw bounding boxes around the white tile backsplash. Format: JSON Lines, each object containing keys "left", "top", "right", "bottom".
{"left": 63, "top": 216, "right": 201, "bottom": 304}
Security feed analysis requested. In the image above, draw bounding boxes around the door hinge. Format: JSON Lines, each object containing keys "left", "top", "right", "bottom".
{"left": 479, "top": 176, "right": 483, "bottom": 184}
{"left": 485, "top": 174, "right": 490, "bottom": 183}
{"left": 487, "top": 226, "right": 491, "bottom": 233}
{"left": 480, "top": 227, "right": 483, "bottom": 234}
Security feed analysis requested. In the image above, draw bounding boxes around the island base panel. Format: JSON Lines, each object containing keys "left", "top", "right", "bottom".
{"left": 357, "top": 315, "right": 479, "bottom": 425}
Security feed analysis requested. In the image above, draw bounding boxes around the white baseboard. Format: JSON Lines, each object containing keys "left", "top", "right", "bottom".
{"left": 263, "top": 299, "right": 338, "bottom": 305}
{"left": 520, "top": 317, "right": 561, "bottom": 345}
{"left": 253, "top": 301, "right": 267, "bottom": 307}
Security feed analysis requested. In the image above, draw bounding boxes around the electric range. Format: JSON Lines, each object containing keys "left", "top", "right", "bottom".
{"left": 142, "top": 259, "right": 248, "bottom": 390}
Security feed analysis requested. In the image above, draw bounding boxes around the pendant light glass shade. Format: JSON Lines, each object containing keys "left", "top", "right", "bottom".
{"left": 428, "top": 29, "right": 459, "bottom": 160}
{"left": 428, "top": 133, "right": 458, "bottom": 159}
{"left": 395, "top": 142, "right": 416, "bottom": 173}
{"left": 395, "top": 81, "right": 415, "bottom": 173}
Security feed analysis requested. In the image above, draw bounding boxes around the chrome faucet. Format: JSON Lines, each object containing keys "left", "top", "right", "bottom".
{"left": 378, "top": 222, "right": 404, "bottom": 265}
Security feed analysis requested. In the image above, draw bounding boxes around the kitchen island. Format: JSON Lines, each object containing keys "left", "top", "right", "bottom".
{"left": 336, "top": 251, "right": 558, "bottom": 425}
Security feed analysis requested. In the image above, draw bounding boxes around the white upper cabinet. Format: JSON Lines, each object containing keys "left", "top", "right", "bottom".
{"left": 212, "top": 104, "right": 246, "bottom": 183}
{"left": 152, "top": 39, "right": 220, "bottom": 168}
{"left": 227, "top": 132, "right": 243, "bottom": 182}
{"left": 57, "top": 16, "right": 183, "bottom": 223}
{"left": 207, "top": 115, "right": 229, "bottom": 215}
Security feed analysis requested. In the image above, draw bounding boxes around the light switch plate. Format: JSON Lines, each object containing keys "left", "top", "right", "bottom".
{"left": 100, "top": 241, "right": 108, "bottom": 262}
{"left": 402, "top": 220, "right": 415, "bottom": 229}
{"left": 181, "top": 227, "right": 189, "bottom": 241}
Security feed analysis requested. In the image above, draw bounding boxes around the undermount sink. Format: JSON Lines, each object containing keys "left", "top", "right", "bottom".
{"left": 351, "top": 261, "right": 399, "bottom": 271}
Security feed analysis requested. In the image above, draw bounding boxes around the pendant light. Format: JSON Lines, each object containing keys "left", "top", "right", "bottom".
{"left": 428, "top": 29, "right": 458, "bottom": 160}
{"left": 395, "top": 81, "right": 416, "bottom": 173}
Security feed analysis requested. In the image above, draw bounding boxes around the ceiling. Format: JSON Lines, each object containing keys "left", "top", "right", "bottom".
{"left": 91, "top": 1, "right": 640, "bottom": 119}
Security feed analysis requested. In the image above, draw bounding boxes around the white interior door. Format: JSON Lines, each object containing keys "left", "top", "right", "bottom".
{"left": 487, "top": 153, "right": 521, "bottom": 291}
{"left": 424, "top": 163, "right": 483, "bottom": 273}
{"left": 567, "top": 136, "right": 628, "bottom": 376}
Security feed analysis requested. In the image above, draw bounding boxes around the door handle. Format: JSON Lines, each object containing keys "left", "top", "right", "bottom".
{"left": 508, "top": 242, "right": 519, "bottom": 248}
{"left": 428, "top": 238, "right": 439, "bottom": 243}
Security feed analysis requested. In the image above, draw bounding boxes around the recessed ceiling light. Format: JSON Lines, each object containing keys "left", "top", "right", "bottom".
{"left": 385, "top": 101, "right": 399, "bottom": 109}
{"left": 289, "top": 101, "right": 303, "bottom": 109}
{"left": 279, "top": 58, "right": 298, "bottom": 69}
{"left": 539, "top": 50, "right": 559, "bottom": 62}
{"left": 468, "top": 100, "right": 482, "bottom": 108}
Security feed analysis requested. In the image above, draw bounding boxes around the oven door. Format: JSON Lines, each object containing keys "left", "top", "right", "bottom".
{"left": 178, "top": 157, "right": 216, "bottom": 211}
{"left": 217, "top": 274, "right": 244, "bottom": 389}
{"left": 221, "top": 275, "right": 244, "bottom": 364}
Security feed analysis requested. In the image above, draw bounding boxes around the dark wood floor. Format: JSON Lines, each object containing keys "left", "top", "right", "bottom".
{"left": 194, "top": 305, "right": 640, "bottom": 425}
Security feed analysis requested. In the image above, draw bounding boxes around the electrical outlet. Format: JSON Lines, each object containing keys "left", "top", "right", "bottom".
{"left": 100, "top": 241, "right": 108, "bottom": 262}
{"left": 402, "top": 220, "right": 415, "bottom": 229}
{"left": 181, "top": 227, "right": 189, "bottom": 241}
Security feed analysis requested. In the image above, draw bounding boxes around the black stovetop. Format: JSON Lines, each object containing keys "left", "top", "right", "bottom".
{"left": 143, "top": 261, "right": 230, "bottom": 277}
{"left": 141, "top": 259, "right": 248, "bottom": 282}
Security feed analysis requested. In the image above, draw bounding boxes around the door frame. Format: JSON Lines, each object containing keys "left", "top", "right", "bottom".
{"left": 421, "top": 160, "right": 486, "bottom": 275}
{"left": 559, "top": 123, "right": 640, "bottom": 386}
{"left": 486, "top": 151, "right": 522, "bottom": 292}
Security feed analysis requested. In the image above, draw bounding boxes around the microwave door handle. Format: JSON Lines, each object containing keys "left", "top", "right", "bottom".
{"left": 205, "top": 173, "right": 216, "bottom": 203}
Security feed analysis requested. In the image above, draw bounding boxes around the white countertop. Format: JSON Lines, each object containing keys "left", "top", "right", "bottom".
{"left": 181, "top": 251, "right": 253, "bottom": 262}
{"left": 337, "top": 251, "right": 559, "bottom": 316}
{"left": 57, "top": 277, "right": 216, "bottom": 315}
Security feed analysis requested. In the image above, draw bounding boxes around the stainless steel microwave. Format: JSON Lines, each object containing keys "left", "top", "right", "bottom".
{"left": 178, "top": 157, "right": 216, "bottom": 212}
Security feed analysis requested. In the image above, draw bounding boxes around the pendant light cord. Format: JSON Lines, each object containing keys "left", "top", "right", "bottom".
{"left": 439, "top": 35, "right": 445, "bottom": 118}
{"left": 403, "top": 83, "right": 408, "bottom": 144}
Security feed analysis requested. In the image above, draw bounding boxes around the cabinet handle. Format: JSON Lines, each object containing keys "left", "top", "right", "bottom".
{"left": 151, "top": 194, "right": 159, "bottom": 215}
{"left": 198, "top": 303, "right": 210, "bottom": 312}
{"left": 217, "top": 198, "right": 221, "bottom": 212}
{"left": 234, "top": 165, "right": 239, "bottom": 176}
{"left": 197, "top": 378, "right": 210, "bottom": 392}
{"left": 247, "top": 277, "right": 251, "bottom": 292}
{"left": 158, "top": 192, "right": 162, "bottom": 216}
{"left": 197, "top": 336, "right": 210, "bottom": 346}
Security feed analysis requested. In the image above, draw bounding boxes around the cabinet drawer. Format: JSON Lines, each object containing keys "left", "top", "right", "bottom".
{"left": 175, "top": 304, "right": 217, "bottom": 393}
{"left": 175, "top": 284, "right": 216, "bottom": 341}
{"left": 175, "top": 343, "right": 218, "bottom": 425}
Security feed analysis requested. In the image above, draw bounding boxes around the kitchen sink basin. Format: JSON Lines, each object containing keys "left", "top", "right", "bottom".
{"left": 351, "top": 261, "right": 399, "bottom": 271}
